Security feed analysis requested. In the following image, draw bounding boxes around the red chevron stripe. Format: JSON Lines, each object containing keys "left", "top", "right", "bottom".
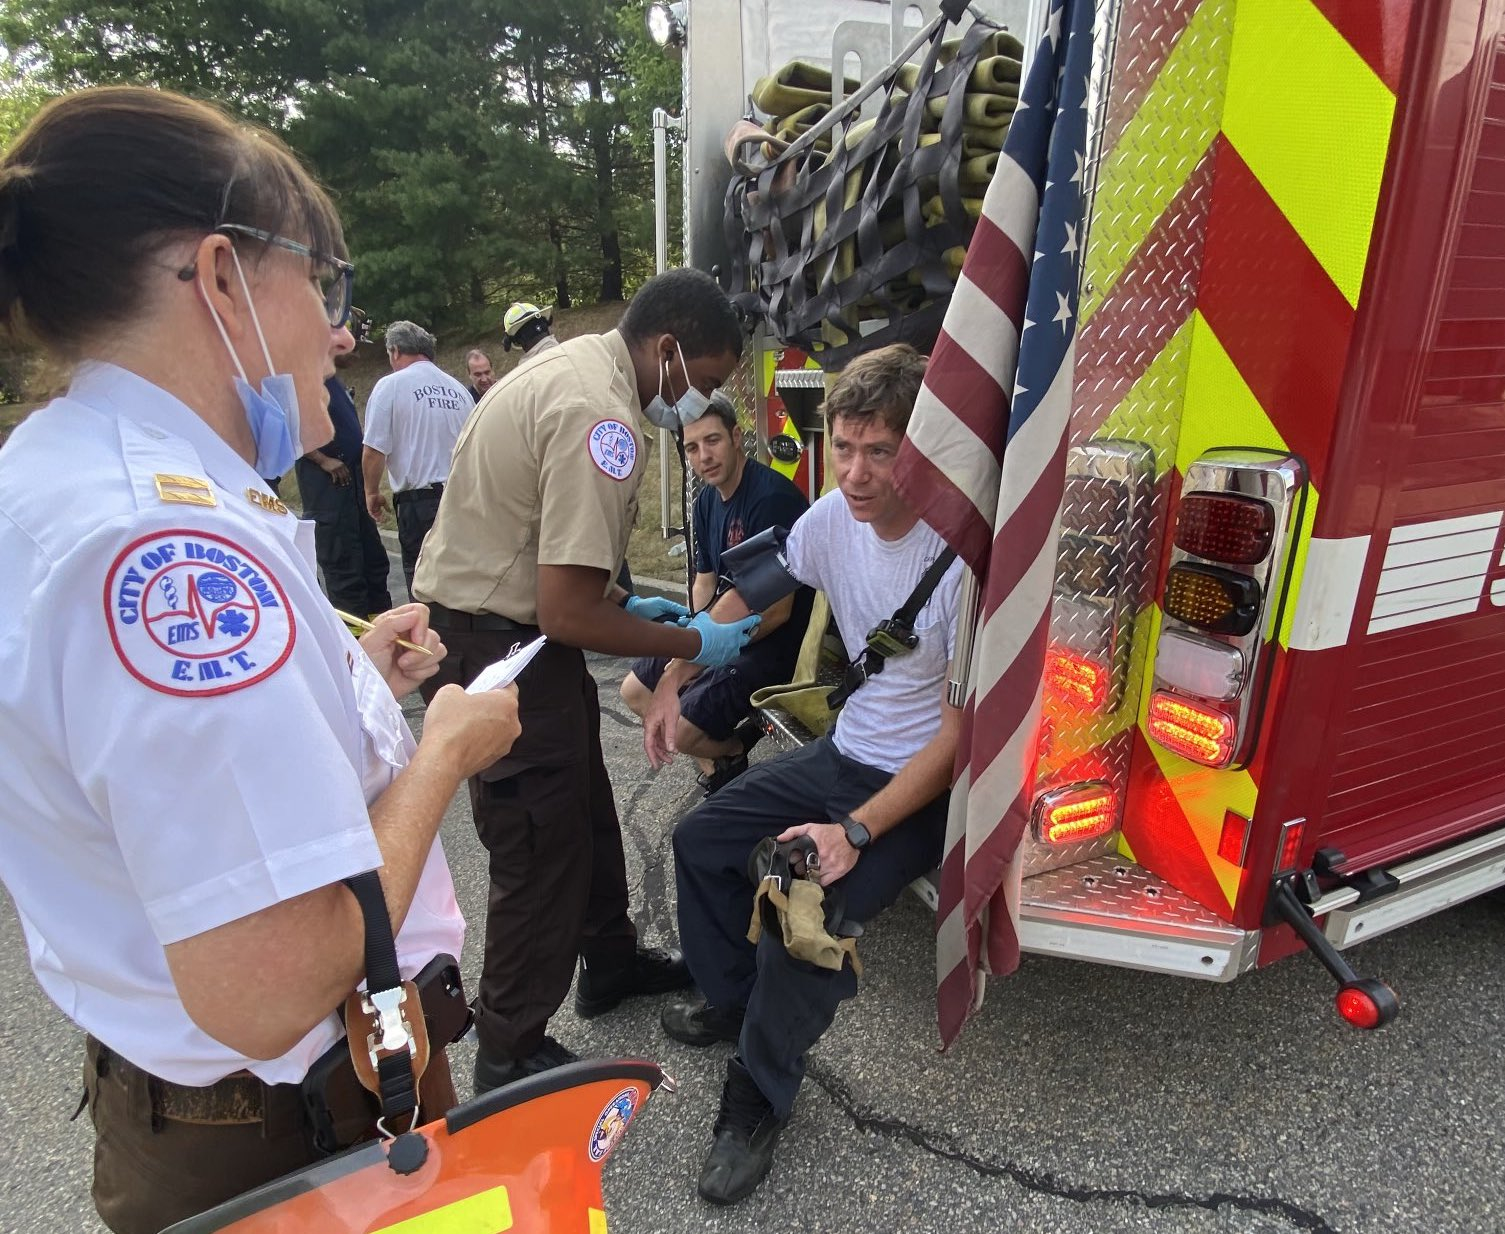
{"left": 1123, "top": 729, "right": 1233, "bottom": 916}
{"left": 1310, "top": 0, "right": 1416, "bottom": 93}
{"left": 1197, "top": 138, "right": 1354, "bottom": 487}
{"left": 1100, "top": 0, "right": 1206, "bottom": 158}
{"left": 1074, "top": 148, "right": 1218, "bottom": 441}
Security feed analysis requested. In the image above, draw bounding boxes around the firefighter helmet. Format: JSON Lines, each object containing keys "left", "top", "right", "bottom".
{"left": 502, "top": 301, "right": 554, "bottom": 351}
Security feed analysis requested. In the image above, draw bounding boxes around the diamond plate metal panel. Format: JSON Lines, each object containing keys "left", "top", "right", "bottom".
{"left": 1022, "top": 853, "right": 1246, "bottom": 938}
{"left": 1022, "top": 0, "right": 1231, "bottom": 879}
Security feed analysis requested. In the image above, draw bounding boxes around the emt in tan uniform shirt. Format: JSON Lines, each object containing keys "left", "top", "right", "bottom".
{"left": 413, "top": 269, "right": 758, "bottom": 1092}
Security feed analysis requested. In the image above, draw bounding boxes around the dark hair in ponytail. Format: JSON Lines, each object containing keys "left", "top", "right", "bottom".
{"left": 0, "top": 85, "right": 345, "bottom": 357}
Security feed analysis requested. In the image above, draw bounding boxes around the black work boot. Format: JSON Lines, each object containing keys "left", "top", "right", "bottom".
{"left": 574, "top": 945, "right": 693, "bottom": 1018}
{"left": 661, "top": 998, "right": 745, "bottom": 1047}
{"left": 472, "top": 1035, "right": 579, "bottom": 1096}
{"left": 698, "top": 1058, "right": 787, "bottom": 1205}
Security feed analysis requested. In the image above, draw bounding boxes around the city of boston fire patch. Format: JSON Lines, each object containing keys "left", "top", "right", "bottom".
{"left": 104, "top": 529, "right": 296, "bottom": 697}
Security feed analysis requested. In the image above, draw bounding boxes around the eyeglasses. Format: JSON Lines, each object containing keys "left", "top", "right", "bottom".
{"left": 216, "top": 224, "right": 356, "bottom": 329}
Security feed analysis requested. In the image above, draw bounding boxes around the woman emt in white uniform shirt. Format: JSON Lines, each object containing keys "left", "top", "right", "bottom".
{"left": 0, "top": 88, "right": 521, "bottom": 1233}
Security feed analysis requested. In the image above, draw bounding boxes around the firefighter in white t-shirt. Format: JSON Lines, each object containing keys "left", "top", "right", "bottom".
{"left": 645, "top": 344, "right": 964, "bottom": 1206}
{"left": 361, "top": 320, "right": 474, "bottom": 592}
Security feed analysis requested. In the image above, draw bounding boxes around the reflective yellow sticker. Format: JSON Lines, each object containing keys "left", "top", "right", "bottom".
{"left": 370, "top": 1185, "right": 513, "bottom": 1234}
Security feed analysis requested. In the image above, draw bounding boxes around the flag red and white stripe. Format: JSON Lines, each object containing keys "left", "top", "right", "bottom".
{"left": 893, "top": 0, "right": 1096, "bottom": 1046}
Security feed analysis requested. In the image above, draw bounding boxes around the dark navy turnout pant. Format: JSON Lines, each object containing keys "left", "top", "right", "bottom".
{"left": 673, "top": 736, "right": 946, "bottom": 1116}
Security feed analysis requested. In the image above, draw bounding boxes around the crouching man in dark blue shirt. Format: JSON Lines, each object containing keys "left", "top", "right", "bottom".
{"left": 621, "top": 396, "right": 812, "bottom": 795}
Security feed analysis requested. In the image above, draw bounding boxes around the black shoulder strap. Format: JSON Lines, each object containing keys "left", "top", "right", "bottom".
{"left": 827, "top": 547, "right": 958, "bottom": 710}
{"left": 895, "top": 548, "right": 957, "bottom": 629}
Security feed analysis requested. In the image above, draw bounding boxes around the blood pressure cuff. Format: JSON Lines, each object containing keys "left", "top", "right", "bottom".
{"left": 718, "top": 525, "right": 802, "bottom": 612}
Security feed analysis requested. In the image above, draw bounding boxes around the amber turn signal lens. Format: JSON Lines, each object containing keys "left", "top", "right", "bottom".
{"left": 1162, "top": 563, "right": 1261, "bottom": 636}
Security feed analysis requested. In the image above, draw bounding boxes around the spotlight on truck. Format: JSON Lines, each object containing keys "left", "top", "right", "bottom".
{"left": 646, "top": 2, "right": 686, "bottom": 52}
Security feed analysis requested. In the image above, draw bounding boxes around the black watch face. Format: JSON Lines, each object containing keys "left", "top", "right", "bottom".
{"left": 846, "top": 819, "right": 870, "bottom": 848}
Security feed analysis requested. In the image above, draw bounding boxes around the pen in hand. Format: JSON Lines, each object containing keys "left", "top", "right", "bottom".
{"left": 332, "top": 608, "right": 435, "bottom": 656}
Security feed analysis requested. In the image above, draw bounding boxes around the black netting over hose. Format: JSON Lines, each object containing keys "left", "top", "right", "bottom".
{"left": 722, "top": 16, "right": 1024, "bottom": 372}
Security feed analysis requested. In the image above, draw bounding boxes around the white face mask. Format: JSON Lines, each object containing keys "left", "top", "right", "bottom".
{"left": 642, "top": 340, "right": 712, "bottom": 430}
{"left": 199, "top": 248, "right": 302, "bottom": 478}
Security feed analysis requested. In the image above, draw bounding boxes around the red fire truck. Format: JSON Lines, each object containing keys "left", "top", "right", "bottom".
{"left": 654, "top": 0, "right": 1505, "bottom": 1029}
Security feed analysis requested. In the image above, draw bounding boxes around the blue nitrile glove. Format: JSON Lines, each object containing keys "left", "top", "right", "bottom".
{"left": 688, "top": 611, "right": 761, "bottom": 667}
{"left": 625, "top": 594, "right": 692, "bottom": 624}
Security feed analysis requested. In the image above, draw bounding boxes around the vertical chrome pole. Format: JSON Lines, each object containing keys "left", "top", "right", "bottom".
{"left": 948, "top": 567, "right": 981, "bottom": 707}
{"left": 653, "top": 106, "right": 685, "bottom": 539}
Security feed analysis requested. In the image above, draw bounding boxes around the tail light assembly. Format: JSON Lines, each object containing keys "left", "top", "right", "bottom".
{"left": 1033, "top": 782, "right": 1119, "bottom": 846}
{"left": 1028, "top": 442, "right": 1155, "bottom": 869}
{"left": 1149, "top": 451, "right": 1308, "bottom": 769}
{"left": 1047, "top": 441, "right": 1156, "bottom": 718}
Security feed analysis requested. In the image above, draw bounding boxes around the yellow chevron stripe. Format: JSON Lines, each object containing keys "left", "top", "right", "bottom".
{"left": 590, "top": 1210, "right": 608, "bottom": 1234}
{"left": 1081, "top": 0, "right": 1236, "bottom": 323}
{"left": 1221, "top": 0, "right": 1396, "bottom": 306}
{"left": 1177, "top": 313, "right": 1321, "bottom": 646}
{"left": 1093, "top": 318, "right": 1198, "bottom": 475}
{"left": 372, "top": 1186, "right": 512, "bottom": 1233}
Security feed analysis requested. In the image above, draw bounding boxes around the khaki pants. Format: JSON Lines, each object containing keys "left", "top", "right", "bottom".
{"left": 83, "top": 1038, "right": 456, "bottom": 1234}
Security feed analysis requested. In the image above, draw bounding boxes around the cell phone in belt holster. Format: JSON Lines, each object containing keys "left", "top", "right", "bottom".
{"left": 301, "top": 953, "right": 470, "bottom": 1154}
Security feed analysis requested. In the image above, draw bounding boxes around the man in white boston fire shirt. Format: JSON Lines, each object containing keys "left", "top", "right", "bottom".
{"left": 362, "top": 320, "right": 473, "bottom": 592}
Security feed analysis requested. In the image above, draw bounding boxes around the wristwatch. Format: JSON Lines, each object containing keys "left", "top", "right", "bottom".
{"left": 839, "top": 814, "right": 871, "bottom": 850}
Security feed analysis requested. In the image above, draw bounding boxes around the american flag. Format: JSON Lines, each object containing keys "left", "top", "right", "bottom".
{"left": 892, "top": 0, "right": 1096, "bottom": 1046}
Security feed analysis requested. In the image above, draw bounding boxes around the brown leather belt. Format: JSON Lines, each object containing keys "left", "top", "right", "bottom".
{"left": 87, "top": 1038, "right": 307, "bottom": 1127}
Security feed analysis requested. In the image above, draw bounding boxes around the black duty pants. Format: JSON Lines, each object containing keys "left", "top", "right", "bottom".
{"left": 296, "top": 458, "right": 392, "bottom": 616}
{"left": 393, "top": 485, "right": 443, "bottom": 596}
{"left": 423, "top": 622, "right": 637, "bottom": 1061}
{"left": 673, "top": 736, "right": 946, "bottom": 1117}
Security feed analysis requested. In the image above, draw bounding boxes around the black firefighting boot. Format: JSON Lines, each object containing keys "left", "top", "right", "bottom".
{"left": 574, "top": 945, "right": 692, "bottom": 1018}
{"left": 697, "top": 1057, "right": 787, "bottom": 1205}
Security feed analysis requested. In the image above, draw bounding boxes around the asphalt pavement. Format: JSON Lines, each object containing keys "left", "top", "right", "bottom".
{"left": 4, "top": 567, "right": 1503, "bottom": 1233}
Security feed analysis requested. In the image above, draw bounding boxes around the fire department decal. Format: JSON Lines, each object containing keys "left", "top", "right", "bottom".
{"left": 104, "top": 529, "right": 295, "bottom": 697}
{"left": 587, "top": 1087, "right": 637, "bottom": 1163}
{"left": 588, "top": 419, "right": 637, "bottom": 481}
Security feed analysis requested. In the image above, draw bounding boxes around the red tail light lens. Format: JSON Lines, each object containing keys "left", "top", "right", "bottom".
{"left": 1278, "top": 819, "right": 1306, "bottom": 871}
{"left": 1033, "top": 783, "right": 1118, "bottom": 845}
{"left": 1044, "top": 647, "right": 1109, "bottom": 711}
{"left": 1147, "top": 691, "right": 1236, "bottom": 765}
{"left": 1175, "top": 493, "right": 1275, "bottom": 564}
{"left": 1163, "top": 563, "right": 1262, "bottom": 635}
{"left": 1217, "top": 810, "right": 1249, "bottom": 864}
